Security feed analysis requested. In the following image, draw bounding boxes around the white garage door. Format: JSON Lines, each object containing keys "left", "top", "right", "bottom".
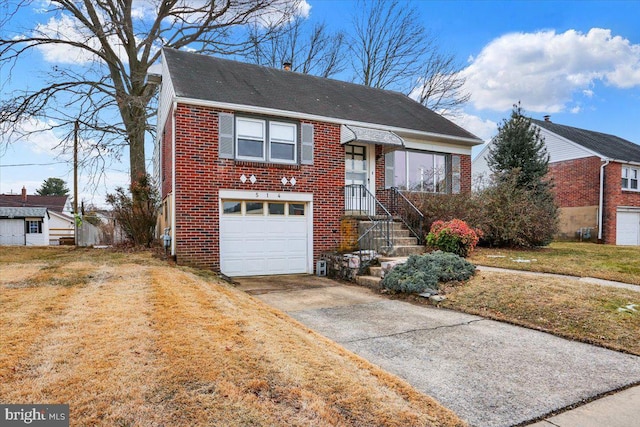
{"left": 616, "top": 209, "right": 640, "bottom": 246}
{"left": 220, "top": 200, "right": 310, "bottom": 276}
{"left": 0, "top": 219, "right": 25, "bottom": 245}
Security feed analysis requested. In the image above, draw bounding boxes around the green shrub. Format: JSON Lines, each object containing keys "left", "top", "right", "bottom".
{"left": 381, "top": 251, "right": 476, "bottom": 294}
{"left": 426, "top": 219, "right": 481, "bottom": 257}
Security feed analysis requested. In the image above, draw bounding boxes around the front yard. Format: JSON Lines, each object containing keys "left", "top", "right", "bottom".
{"left": 468, "top": 242, "right": 640, "bottom": 285}
{"left": 440, "top": 242, "right": 640, "bottom": 355}
{"left": 0, "top": 247, "right": 463, "bottom": 427}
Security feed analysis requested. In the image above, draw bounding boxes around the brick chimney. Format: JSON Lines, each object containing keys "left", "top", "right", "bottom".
{"left": 543, "top": 115, "right": 551, "bottom": 122}
{"left": 21, "top": 186, "right": 27, "bottom": 202}
{"left": 282, "top": 61, "right": 292, "bottom": 71}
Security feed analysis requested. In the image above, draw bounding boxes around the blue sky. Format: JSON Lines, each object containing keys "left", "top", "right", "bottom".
{"left": 1, "top": 0, "right": 639, "bottom": 207}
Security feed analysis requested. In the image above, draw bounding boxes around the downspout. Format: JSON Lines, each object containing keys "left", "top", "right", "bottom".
{"left": 598, "top": 159, "right": 610, "bottom": 241}
{"left": 171, "top": 101, "right": 177, "bottom": 256}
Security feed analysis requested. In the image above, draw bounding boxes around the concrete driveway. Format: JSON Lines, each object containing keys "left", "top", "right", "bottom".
{"left": 235, "top": 275, "right": 640, "bottom": 427}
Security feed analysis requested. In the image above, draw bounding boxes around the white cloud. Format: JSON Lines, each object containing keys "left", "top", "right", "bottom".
{"left": 448, "top": 111, "right": 497, "bottom": 142}
{"left": 0, "top": 116, "right": 68, "bottom": 155}
{"left": 462, "top": 28, "right": 640, "bottom": 113}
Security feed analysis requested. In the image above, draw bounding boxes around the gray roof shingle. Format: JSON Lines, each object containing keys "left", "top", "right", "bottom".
{"left": 163, "top": 48, "right": 481, "bottom": 143}
{"left": 532, "top": 119, "right": 640, "bottom": 163}
{"left": 0, "top": 207, "right": 48, "bottom": 218}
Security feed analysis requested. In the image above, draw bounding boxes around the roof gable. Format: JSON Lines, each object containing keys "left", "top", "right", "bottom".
{"left": 162, "top": 48, "right": 481, "bottom": 144}
{"left": 532, "top": 119, "right": 640, "bottom": 163}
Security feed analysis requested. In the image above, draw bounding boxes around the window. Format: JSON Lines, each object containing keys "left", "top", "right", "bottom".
{"left": 289, "top": 203, "right": 305, "bottom": 216}
{"left": 622, "top": 166, "right": 639, "bottom": 191}
{"left": 236, "top": 118, "right": 265, "bottom": 161}
{"left": 386, "top": 150, "right": 448, "bottom": 193}
{"left": 269, "top": 122, "right": 297, "bottom": 163}
{"left": 223, "top": 201, "right": 242, "bottom": 214}
{"left": 26, "top": 220, "right": 42, "bottom": 234}
{"left": 245, "top": 202, "right": 264, "bottom": 215}
{"left": 268, "top": 203, "right": 285, "bottom": 215}
{"left": 235, "top": 117, "right": 297, "bottom": 164}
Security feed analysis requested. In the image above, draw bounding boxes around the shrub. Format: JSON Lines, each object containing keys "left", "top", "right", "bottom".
{"left": 105, "top": 174, "right": 159, "bottom": 247}
{"left": 426, "top": 219, "right": 481, "bottom": 257}
{"left": 406, "top": 192, "right": 482, "bottom": 236}
{"left": 476, "top": 171, "right": 559, "bottom": 247}
{"left": 381, "top": 251, "right": 476, "bottom": 294}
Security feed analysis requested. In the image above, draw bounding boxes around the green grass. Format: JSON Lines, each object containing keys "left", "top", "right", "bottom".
{"left": 468, "top": 242, "right": 640, "bottom": 285}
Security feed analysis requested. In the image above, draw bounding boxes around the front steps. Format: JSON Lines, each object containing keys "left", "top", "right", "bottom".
{"left": 357, "top": 220, "right": 424, "bottom": 257}
{"left": 355, "top": 256, "right": 409, "bottom": 290}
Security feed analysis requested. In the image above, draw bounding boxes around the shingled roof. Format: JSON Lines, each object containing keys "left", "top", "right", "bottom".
{"left": 532, "top": 119, "right": 640, "bottom": 163}
{"left": 0, "top": 194, "right": 69, "bottom": 212}
{"left": 162, "top": 48, "right": 481, "bottom": 144}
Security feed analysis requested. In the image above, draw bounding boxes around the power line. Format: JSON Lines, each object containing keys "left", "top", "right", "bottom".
{"left": 0, "top": 161, "right": 69, "bottom": 167}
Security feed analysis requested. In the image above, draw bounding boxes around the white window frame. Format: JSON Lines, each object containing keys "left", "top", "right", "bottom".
{"left": 387, "top": 150, "right": 448, "bottom": 193}
{"left": 26, "top": 220, "right": 42, "bottom": 234}
{"left": 236, "top": 117, "right": 266, "bottom": 161}
{"left": 622, "top": 166, "right": 639, "bottom": 192}
{"left": 268, "top": 121, "right": 297, "bottom": 164}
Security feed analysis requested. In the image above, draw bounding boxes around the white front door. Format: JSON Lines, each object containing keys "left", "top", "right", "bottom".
{"left": 345, "top": 144, "right": 374, "bottom": 213}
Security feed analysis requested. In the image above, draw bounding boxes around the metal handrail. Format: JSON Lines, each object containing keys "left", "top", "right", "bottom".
{"left": 344, "top": 184, "right": 394, "bottom": 257}
{"left": 388, "top": 187, "right": 425, "bottom": 245}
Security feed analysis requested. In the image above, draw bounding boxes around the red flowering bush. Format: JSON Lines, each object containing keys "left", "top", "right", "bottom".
{"left": 426, "top": 219, "right": 481, "bottom": 257}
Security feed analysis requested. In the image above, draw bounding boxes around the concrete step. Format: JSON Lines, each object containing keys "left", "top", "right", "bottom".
{"left": 387, "top": 245, "right": 426, "bottom": 257}
{"left": 368, "top": 266, "right": 383, "bottom": 278}
{"left": 358, "top": 221, "right": 409, "bottom": 231}
{"left": 355, "top": 275, "right": 383, "bottom": 290}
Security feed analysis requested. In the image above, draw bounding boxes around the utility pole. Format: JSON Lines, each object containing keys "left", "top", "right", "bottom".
{"left": 74, "top": 120, "right": 79, "bottom": 245}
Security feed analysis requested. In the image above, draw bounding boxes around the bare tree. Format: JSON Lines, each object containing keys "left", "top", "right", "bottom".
{"left": 245, "top": 17, "right": 346, "bottom": 78}
{"left": 413, "top": 49, "right": 471, "bottom": 116}
{"left": 349, "top": 0, "right": 469, "bottom": 114}
{"left": 0, "top": 0, "right": 299, "bottom": 191}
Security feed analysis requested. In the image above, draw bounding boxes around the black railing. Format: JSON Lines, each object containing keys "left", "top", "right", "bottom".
{"left": 388, "top": 187, "right": 425, "bottom": 245}
{"left": 344, "top": 184, "right": 394, "bottom": 262}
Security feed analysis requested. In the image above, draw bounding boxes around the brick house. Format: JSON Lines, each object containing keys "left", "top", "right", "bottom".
{"left": 473, "top": 117, "right": 640, "bottom": 245}
{"left": 154, "top": 48, "right": 482, "bottom": 276}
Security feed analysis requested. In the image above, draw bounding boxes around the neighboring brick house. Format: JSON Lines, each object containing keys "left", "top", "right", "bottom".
{"left": 154, "top": 48, "right": 482, "bottom": 276}
{"left": 473, "top": 118, "right": 640, "bottom": 245}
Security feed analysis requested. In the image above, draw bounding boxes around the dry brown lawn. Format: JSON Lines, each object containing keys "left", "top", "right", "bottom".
{"left": 440, "top": 270, "right": 640, "bottom": 356}
{"left": 0, "top": 247, "right": 464, "bottom": 427}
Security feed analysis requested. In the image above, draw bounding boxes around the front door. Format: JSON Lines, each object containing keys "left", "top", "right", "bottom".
{"left": 345, "top": 144, "right": 373, "bottom": 213}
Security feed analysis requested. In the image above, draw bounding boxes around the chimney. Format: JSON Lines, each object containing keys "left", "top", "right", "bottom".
{"left": 21, "top": 186, "right": 27, "bottom": 202}
{"left": 282, "top": 61, "right": 292, "bottom": 71}
{"left": 543, "top": 115, "right": 551, "bottom": 122}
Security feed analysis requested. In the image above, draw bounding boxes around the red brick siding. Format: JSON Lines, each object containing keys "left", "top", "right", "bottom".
{"left": 602, "top": 162, "right": 640, "bottom": 244}
{"left": 549, "top": 157, "right": 601, "bottom": 207}
{"left": 460, "top": 154, "right": 472, "bottom": 194}
{"left": 173, "top": 104, "right": 344, "bottom": 269}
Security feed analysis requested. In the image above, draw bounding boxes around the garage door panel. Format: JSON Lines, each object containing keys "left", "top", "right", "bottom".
{"left": 0, "top": 219, "right": 25, "bottom": 245}
{"left": 220, "top": 200, "right": 310, "bottom": 276}
{"left": 616, "top": 211, "right": 640, "bottom": 246}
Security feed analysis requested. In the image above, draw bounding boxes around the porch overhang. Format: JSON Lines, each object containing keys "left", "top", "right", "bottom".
{"left": 340, "top": 124, "right": 405, "bottom": 148}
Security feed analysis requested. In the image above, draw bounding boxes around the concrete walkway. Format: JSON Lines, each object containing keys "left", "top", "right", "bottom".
{"left": 235, "top": 275, "right": 640, "bottom": 427}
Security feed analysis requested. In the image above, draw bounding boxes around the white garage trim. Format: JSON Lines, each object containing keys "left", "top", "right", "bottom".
{"left": 219, "top": 190, "right": 313, "bottom": 276}
{"left": 616, "top": 207, "right": 640, "bottom": 246}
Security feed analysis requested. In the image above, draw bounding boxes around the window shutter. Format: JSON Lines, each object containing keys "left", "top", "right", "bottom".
{"left": 385, "top": 151, "right": 395, "bottom": 188}
{"left": 300, "top": 123, "right": 314, "bottom": 165}
{"left": 218, "top": 112, "right": 234, "bottom": 159}
{"left": 451, "top": 155, "right": 461, "bottom": 194}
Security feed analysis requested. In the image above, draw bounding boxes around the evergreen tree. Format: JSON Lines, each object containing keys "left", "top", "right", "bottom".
{"left": 36, "top": 178, "right": 70, "bottom": 196}
{"left": 487, "top": 103, "right": 550, "bottom": 189}
{"left": 481, "top": 103, "right": 559, "bottom": 247}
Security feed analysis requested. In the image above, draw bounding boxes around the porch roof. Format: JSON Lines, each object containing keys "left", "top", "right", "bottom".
{"left": 340, "top": 125, "right": 404, "bottom": 147}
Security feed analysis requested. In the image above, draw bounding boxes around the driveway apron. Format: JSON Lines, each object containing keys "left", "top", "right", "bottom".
{"left": 235, "top": 275, "right": 640, "bottom": 427}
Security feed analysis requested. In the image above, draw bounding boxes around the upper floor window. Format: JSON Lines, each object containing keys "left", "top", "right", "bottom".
{"left": 235, "top": 117, "right": 297, "bottom": 164}
{"left": 622, "top": 166, "right": 639, "bottom": 191}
